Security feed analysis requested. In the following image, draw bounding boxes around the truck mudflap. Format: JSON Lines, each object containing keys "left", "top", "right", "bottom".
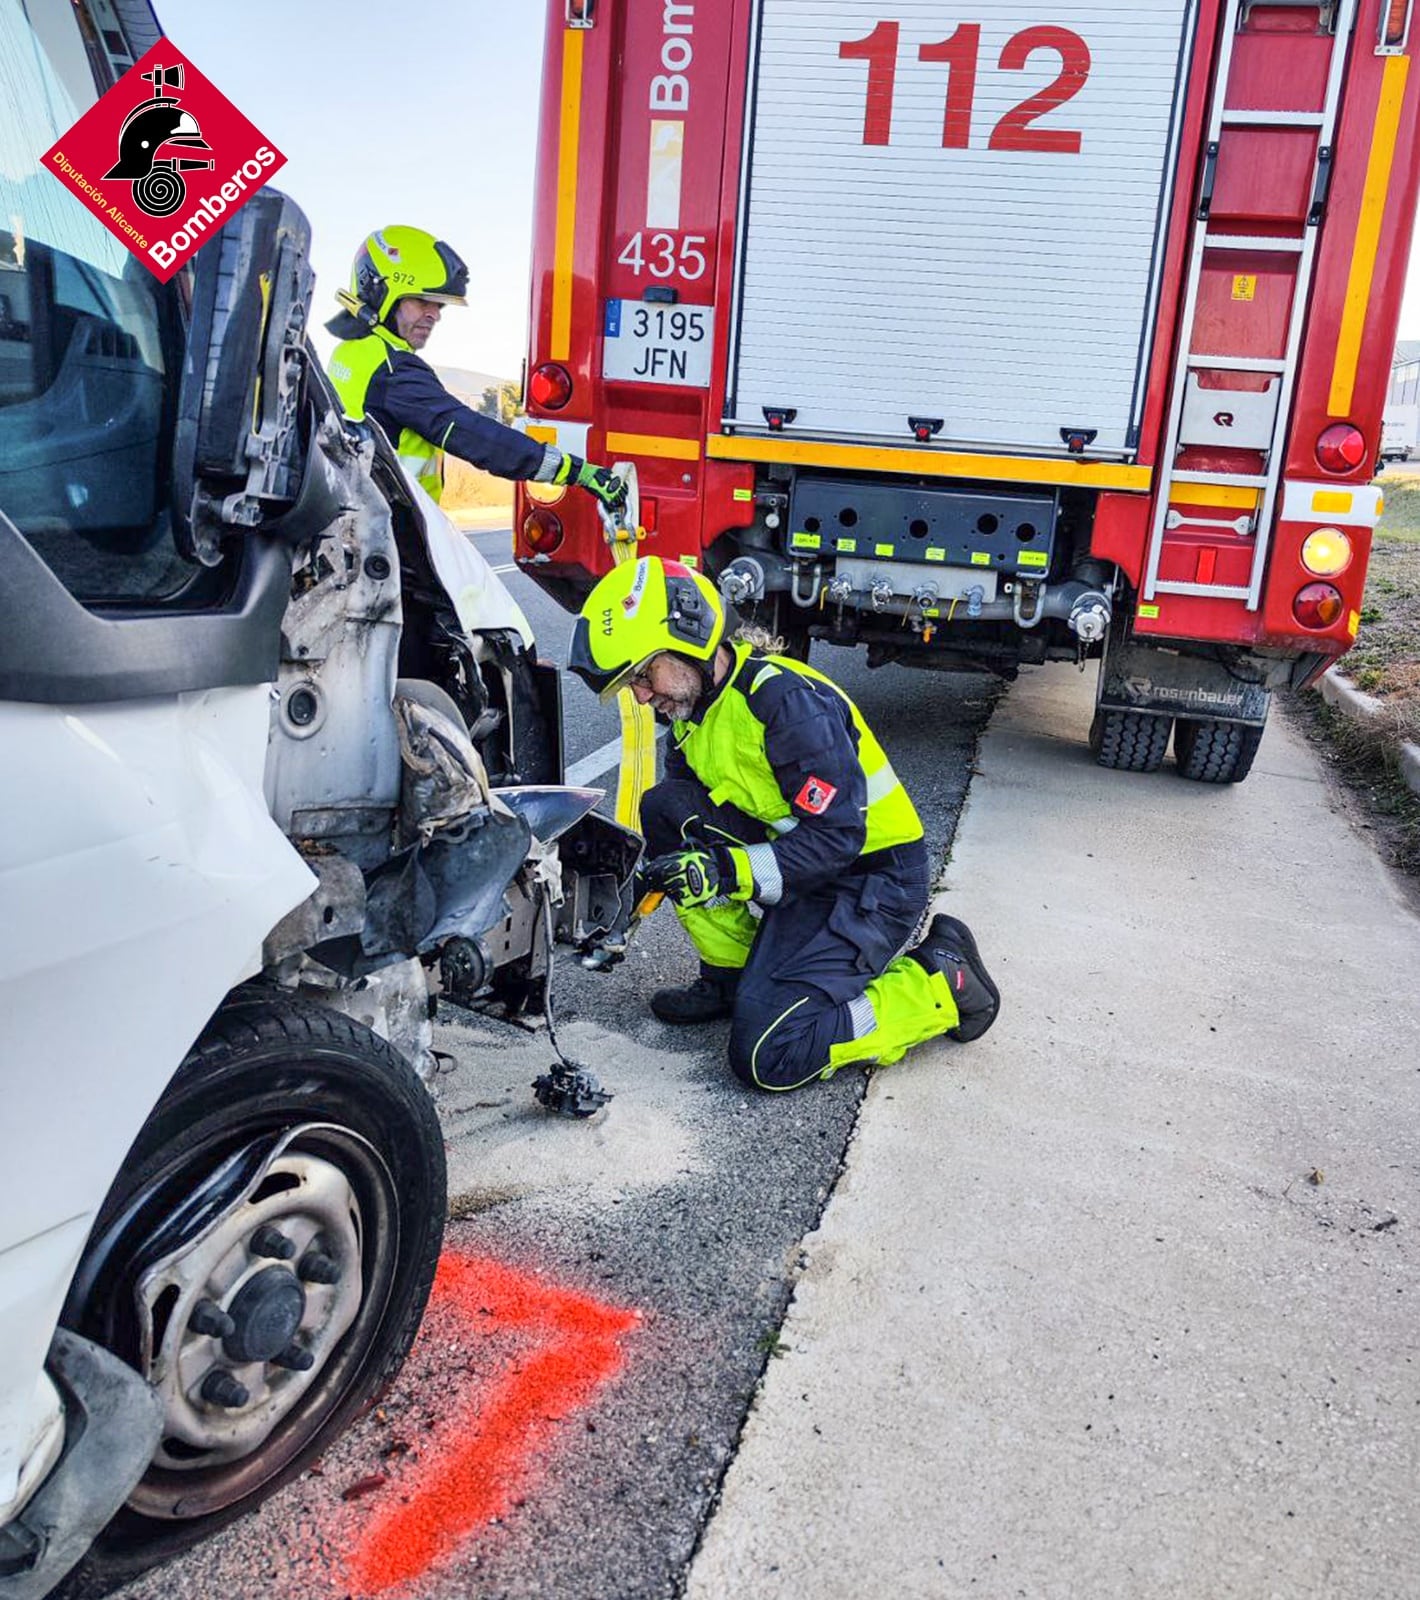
{"left": 1098, "top": 636, "right": 1271, "bottom": 726}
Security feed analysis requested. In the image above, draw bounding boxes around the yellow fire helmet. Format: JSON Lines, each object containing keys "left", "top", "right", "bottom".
{"left": 334, "top": 225, "right": 469, "bottom": 331}
{"left": 568, "top": 557, "right": 726, "bottom": 702}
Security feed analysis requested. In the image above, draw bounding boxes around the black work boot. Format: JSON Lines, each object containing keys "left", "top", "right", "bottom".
{"left": 911, "top": 914, "right": 1001, "bottom": 1042}
{"left": 650, "top": 966, "right": 739, "bottom": 1025}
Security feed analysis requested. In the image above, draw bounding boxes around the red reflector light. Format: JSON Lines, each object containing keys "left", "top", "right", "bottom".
{"left": 1292, "top": 581, "right": 1345, "bottom": 631}
{"left": 529, "top": 363, "right": 573, "bottom": 411}
{"left": 522, "top": 508, "right": 564, "bottom": 555}
{"left": 1315, "top": 423, "right": 1367, "bottom": 474}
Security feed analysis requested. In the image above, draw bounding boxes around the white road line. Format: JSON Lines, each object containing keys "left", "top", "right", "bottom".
{"left": 564, "top": 726, "right": 666, "bottom": 789}
{"left": 490, "top": 563, "right": 515, "bottom": 573}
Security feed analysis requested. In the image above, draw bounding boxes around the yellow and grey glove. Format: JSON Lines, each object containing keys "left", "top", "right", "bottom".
{"left": 552, "top": 452, "right": 628, "bottom": 514}
{"left": 644, "top": 845, "right": 754, "bottom": 909}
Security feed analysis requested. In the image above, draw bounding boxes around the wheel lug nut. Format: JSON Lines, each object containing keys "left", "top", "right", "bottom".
{"left": 201, "top": 1369, "right": 250, "bottom": 1408}
{"left": 297, "top": 1251, "right": 340, "bottom": 1285}
{"left": 250, "top": 1225, "right": 296, "bottom": 1261}
{"left": 272, "top": 1343, "right": 315, "bottom": 1372}
{"left": 189, "top": 1299, "right": 236, "bottom": 1339}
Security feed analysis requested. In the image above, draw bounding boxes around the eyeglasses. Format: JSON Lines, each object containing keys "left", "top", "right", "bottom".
{"left": 627, "top": 656, "right": 661, "bottom": 693}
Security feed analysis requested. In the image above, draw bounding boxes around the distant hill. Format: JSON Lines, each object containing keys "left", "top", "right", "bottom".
{"left": 436, "top": 365, "right": 516, "bottom": 404}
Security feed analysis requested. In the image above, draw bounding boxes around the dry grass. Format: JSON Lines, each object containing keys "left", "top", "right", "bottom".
{"left": 1287, "top": 694, "right": 1420, "bottom": 875}
{"left": 1287, "top": 474, "right": 1420, "bottom": 878}
{"left": 1344, "top": 478, "right": 1420, "bottom": 742}
{"left": 441, "top": 456, "right": 514, "bottom": 512}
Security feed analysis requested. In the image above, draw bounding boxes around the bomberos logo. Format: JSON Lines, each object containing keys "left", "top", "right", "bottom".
{"left": 42, "top": 40, "right": 285, "bottom": 284}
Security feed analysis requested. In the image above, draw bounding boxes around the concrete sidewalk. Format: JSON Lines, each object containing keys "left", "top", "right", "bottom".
{"left": 686, "top": 667, "right": 1420, "bottom": 1600}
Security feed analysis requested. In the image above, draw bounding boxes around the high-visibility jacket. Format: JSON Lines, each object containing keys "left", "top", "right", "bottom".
{"left": 327, "top": 326, "right": 544, "bottom": 503}
{"left": 667, "top": 642, "right": 922, "bottom": 902}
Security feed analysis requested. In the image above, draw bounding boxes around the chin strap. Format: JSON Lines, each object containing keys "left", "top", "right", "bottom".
{"left": 334, "top": 288, "right": 381, "bottom": 332}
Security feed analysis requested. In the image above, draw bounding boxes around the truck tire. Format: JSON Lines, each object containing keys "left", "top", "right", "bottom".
{"left": 54, "top": 994, "right": 446, "bottom": 1594}
{"left": 1089, "top": 708, "right": 1173, "bottom": 773}
{"left": 1173, "top": 716, "right": 1265, "bottom": 784}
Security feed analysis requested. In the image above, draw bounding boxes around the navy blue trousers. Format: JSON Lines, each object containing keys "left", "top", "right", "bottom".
{"left": 641, "top": 779, "right": 929, "bottom": 1091}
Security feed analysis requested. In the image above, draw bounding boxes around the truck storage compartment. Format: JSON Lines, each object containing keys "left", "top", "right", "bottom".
{"left": 725, "top": 0, "right": 1199, "bottom": 456}
{"left": 787, "top": 474, "right": 1058, "bottom": 574}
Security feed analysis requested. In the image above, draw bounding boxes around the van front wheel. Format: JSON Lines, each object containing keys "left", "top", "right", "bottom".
{"left": 55, "top": 995, "right": 446, "bottom": 1593}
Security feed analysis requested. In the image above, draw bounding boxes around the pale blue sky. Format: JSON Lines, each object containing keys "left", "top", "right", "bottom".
{"left": 155, "top": 1, "right": 1420, "bottom": 381}
{"left": 156, "top": 0, "right": 546, "bottom": 379}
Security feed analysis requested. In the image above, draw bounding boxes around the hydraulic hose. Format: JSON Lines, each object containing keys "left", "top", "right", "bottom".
{"left": 601, "top": 464, "right": 655, "bottom": 833}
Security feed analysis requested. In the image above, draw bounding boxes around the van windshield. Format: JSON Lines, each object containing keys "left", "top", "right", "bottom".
{"left": 0, "top": 0, "right": 196, "bottom": 603}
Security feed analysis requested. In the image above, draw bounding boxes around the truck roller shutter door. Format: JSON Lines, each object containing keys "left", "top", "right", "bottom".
{"left": 727, "top": 0, "right": 1198, "bottom": 457}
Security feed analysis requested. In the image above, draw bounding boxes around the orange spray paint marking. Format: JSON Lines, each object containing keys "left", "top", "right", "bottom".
{"left": 346, "top": 1252, "right": 639, "bottom": 1594}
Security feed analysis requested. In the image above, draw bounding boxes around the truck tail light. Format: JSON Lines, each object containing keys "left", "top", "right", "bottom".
{"left": 1315, "top": 423, "right": 1367, "bottom": 473}
{"left": 522, "top": 508, "right": 565, "bottom": 555}
{"left": 1300, "top": 527, "right": 1353, "bottom": 577}
{"left": 1293, "top": 581, "right": 1345, "bottom": 630}
{"left": 529, "top": 363, "right": 573, "bottom": 411}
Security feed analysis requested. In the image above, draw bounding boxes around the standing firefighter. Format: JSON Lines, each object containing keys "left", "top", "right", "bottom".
{"left": 568, "top": 556, "right": 1001, "bottom": 1092}
{"left": 325, "top": 225, "right": 626, "bottom": 512}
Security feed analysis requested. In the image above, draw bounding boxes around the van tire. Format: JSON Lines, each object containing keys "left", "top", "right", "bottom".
{"left": 53, "top": 994, "right": 445, "bottom": 1594}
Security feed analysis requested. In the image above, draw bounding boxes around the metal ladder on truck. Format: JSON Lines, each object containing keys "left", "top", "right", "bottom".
{"left": 1140, "top": 0, "right": 1359, "bottom": 612}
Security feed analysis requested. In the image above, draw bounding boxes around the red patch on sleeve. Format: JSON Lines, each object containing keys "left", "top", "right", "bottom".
{"left": 794, "top": 775, "right": 839, "bottom": 815}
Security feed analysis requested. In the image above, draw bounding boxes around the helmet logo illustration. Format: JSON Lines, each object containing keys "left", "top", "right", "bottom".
{"left": 103, "top": 63, "right": 214, "bottom": 218}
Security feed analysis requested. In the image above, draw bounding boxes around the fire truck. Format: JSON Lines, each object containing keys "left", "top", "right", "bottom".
{"left": 518, "top": 0, "right": 1420, "bottom": 783}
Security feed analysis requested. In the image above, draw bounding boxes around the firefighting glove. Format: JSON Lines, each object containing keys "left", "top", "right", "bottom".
{"left": 553, "top": 453, "right": 628, "bottom": 514}
{"left": 643, "top": 845, "right": 754, "bottom": 909}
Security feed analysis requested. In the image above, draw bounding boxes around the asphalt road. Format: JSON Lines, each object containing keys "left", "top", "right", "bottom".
{"left": 114, "top": 526, "right": 999, "bottom": 1600}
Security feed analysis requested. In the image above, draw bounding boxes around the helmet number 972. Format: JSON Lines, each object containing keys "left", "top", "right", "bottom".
{"left": 389, "top": 270, "right": 416, "bottom": 286}
{"left": 617, "top": 232, "right": 708, "bottom": 281}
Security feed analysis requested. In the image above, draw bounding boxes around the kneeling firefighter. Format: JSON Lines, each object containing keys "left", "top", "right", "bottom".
{"left": 567, "top": 557, "right": 1000, "bottom": 1092}
{"left": 325, "top": 225, "right": 626, "bottom": 513}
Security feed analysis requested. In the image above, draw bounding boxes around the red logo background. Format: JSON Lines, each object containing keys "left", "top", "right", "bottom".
{"left": 795, "top": 776, "right": 839, "bottom": 815}
{"left": 42, "top": 41, "right": 285, "bottom": 283}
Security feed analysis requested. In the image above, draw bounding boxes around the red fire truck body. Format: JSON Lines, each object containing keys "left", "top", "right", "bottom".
{"left": 518, "top": 0, "right": 1420, "bottom": 780}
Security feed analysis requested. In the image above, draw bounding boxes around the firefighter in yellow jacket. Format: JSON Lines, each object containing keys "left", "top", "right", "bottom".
{"left": 567, "top": 557, "right": 1000, "bottom": 1092}
{"left": 325, "top": 225, "right": 625, "bottom": 513}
